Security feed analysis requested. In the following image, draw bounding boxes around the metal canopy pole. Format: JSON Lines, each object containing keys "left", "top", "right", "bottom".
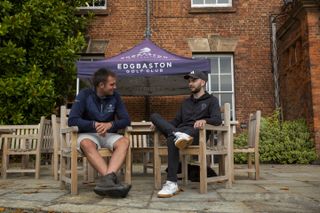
{"left": 145, "top": 0, "right": 151, "bottom": 120}
{"left": 145, "top": 0, "right": 151, "bottom": 39}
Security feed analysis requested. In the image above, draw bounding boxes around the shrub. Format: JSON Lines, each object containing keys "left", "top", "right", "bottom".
{"left": 234, "top": 110, "right": 317, "bottom": 164}
{"left": 0, "top": 66, "right": 55, "bottom": 124}
{"left": 0, "top": 0, "right": 89, "bottom": 124}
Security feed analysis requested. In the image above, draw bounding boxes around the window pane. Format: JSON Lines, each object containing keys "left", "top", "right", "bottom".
{"left": 221, "top": 93, "right": 232, "bottom": 105}
{"left": 210, "top": 75, "right": 219, "bottom": 91}
{"left": 218, "top": 0, "right": 229, "bottom": 3}
{"left": 193, "top": 0, "right": 204, "bottom": 4}
{"left": 205, "top": 0, "right": 216, "bottom": 4}
{"left": 220, "top": 75, "right": 232, "bottom": 91}
{"left": 94, "top": 0, "right": 105, "bottom": 6}
{"left": 221, "top": 93, "right": 233, "bottom": 120}
{"left": 192, "top": 53, "right": 235, "bottom": 121}
{"left": 86, "top": 1, "right": 94, "bottom": 6}
{"left": 220, "top": 57, "right": 232, "bottom": 74}
{"left": 211, "top": 57, "right": 218, "bottom": 74}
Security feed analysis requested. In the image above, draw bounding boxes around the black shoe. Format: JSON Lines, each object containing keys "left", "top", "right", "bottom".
{"left": 94, "top": 184, "right": 131, "bottom": 198}
{"left": 94, "top": 172, "right": 132, "bottom": 198}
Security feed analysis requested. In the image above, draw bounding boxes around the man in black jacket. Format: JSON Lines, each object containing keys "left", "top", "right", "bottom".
{"left": 150, "top": 70, "right": 222, "bottom": 198}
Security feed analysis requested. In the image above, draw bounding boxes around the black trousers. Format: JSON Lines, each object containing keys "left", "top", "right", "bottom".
{"left": 150, "top": 113, "right": 199, "bottom": 182}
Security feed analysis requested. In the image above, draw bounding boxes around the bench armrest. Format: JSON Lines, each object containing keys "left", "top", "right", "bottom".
{"left": 60, "top": 126, "right": 79, "bottom": 134}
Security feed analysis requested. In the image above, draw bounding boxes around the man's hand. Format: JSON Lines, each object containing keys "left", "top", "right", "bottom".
{"left": 95, "top": 122, "right": 112, "bottom": 136}
{"left": 194, "top": 119, "right": 207, "bottom": 129}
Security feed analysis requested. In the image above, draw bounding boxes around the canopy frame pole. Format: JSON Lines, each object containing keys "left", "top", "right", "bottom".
{"left": 76, "top": 78, "right": 80, "bottom": 95}
{"left": 145, "top": 0, "right": 151, "bottom": 39}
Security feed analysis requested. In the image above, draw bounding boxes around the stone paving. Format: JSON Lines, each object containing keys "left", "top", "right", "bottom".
{"left": 0, "top": 164, "right": 319, "bottom": 212}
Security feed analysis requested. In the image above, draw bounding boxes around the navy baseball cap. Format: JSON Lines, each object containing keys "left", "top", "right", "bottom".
{"left": 184, "top": 70, "right": 208, "bottom": 82}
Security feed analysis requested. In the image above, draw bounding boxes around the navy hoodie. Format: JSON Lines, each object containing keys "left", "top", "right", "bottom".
{"left": 68, "top": 88, "right": 131, "bottom": 133}
{"left": 170, "top": 92, "right": 222, "bottom": 128}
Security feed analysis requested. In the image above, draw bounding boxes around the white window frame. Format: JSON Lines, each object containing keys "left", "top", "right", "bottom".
{"left": 193, "top": 54, "right": 236, "bottom": 121}
{"left": 78, "top": 0, "right": 107, "bottom": 10}
{"left": 191, "top": 0, "right": 232, "bottom": 8}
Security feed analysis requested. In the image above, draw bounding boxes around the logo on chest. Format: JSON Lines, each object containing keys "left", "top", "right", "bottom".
{"left": 105, "top": 104, "right": 115, "bottom": 113}
{"left": 201, "top": 103, "right": 207, "bottom": 111}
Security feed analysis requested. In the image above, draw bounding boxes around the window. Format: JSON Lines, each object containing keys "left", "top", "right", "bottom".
{"left": 193, "top": 54, "right": 235, "bottom": 121}
{"left": 191, "top": 0, "right": 232, "bottom": 7}
{"left": 78, "top": 0, "right": 107, "bottom": 10}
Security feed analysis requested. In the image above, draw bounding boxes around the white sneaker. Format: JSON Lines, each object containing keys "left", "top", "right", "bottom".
{"left": 157, "top": 181, "right": 179, "bottom": 198}
{"left": 174, "top": 132, "right": 193, "bottom": 149}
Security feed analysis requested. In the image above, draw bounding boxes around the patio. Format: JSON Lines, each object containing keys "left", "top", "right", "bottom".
{"left": 0, "top": 164, "right": 319, "bottom": 213}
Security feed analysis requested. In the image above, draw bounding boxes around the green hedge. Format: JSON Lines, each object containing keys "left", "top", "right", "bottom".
{"left": 0, "top": 66, "right": 55, "bottom": 124}
{"left": 0, "top": 0, "right": 89, "bottom": 124}
{"left": 234, "top": 111, "right": 317, "bottom": 164}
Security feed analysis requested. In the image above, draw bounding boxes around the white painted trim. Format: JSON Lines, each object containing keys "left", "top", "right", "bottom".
{"left": 78, "top": 0, "right": 107, "bottom": 9}
{"left": 191, "top": 0, "right": 232, "bottom": 8}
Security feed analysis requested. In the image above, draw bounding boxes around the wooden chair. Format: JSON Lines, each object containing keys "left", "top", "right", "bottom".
{"left": 233, "top": 110, "right": 261, "bottom": 180}
{"left": 40, "top": 118, "right": 54, "bottom": 173}
{"left": 1, "top": 117, "right": 46, "bottom": 179}
{"left": 59, "top": 105, "right": 131, "bottom": 195}
{"left": 51, "top": 114, "right": 61, "bottom": 180}
{"left": 52, "top": 114, "right": 84, "bottom": 182}
{"left": 154, "top": 103, "right": 232, "bottom": 193}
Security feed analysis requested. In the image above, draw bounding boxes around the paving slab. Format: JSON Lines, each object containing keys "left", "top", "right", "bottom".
{"left": 149, "top": 201, "right": 253, "bottom": 212}
{"left": 244, "top": 201, "right": 319, "bottom": 213}
{"left": 42, "top": 203, "right": 117, "bottom": 213}
{"left": 109, "top": 208, "right": 192, "bottom": 213}
{"left": 0, "top": 164, "right": 319, "bottom": 212}
{"left": 97, "top": 194, "right": 152, "bottom": 208}
{"left": 0, "top": 199, "right": 43, "bottom": 210}
{"left": 151, "top": 188, "right": 221, "bottom": 202}
{"left": 1, "top": 188, "right": 67, "bottom": 202}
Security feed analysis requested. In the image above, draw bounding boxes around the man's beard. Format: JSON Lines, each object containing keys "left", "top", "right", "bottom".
{"left": 105, "top": 90, "right": 114, "bottom": 96}
{"left": 191, "top": 86, "right": 201, "bottom": 94}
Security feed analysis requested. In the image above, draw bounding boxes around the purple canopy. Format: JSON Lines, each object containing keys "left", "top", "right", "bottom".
{"left": 77, "top": 39, "right": 210, "bottom": 78}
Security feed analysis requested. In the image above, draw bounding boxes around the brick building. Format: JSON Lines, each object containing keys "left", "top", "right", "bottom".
{"left": 276, "top": 0, "right": 320, "bottom": 155}
{"left": 79, "top": 0, "right": 319, "bottom": 155}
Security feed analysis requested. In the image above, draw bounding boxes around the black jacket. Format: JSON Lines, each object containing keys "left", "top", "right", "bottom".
{"left": 171, "top": 92, "right": 222, "bottom": 128}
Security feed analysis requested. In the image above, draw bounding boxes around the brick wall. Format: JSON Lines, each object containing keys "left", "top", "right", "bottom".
{"left": 278, "top": 12, "right": 313, "bottom": 122}
{"left": 307, "top": 8, "right": 320, "bottom": 155}
{"left": 277, "top": 0, "right": 320, "bottom": 155}
{"left": 87, "top": 0, "right": 282, "bottom": 131}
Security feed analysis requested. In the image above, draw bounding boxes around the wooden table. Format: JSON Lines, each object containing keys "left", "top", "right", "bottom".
{"left": 126, "top": 122, "right": 159, "bottom": 175}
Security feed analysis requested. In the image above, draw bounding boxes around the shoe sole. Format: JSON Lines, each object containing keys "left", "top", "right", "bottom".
{"left": 157, "top": 190, "right": 180, "bottom": 198}
{"left": 175, "top": 137, "right": 193, "bottom": 149}
{"left": 94, "top": 185, "right": 132, "bottom": 198}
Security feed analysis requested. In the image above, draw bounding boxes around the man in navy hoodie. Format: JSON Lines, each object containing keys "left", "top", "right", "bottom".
{"left": 151, "top": 70, "right": 222, "bottom": 198}
{"left": 68, "top": 68, "right": 131, "bottom": 197}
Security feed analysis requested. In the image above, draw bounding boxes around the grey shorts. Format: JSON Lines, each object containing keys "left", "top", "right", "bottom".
{"left": 77, "top": 133, "right": 123, "bottom": 153}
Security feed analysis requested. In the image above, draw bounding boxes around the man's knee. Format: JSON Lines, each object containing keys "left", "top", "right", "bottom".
{"left": 114, "top": 137, "right": 130, "bottom": 151}
{"left": 150, "top": 113, "right": 161, "bottom": 123}
{"left": 80, "top": 139, "right": 97, "bottom": 152}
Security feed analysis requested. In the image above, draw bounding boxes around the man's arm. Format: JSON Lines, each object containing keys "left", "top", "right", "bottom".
{"left": 108, "top": 93, "right": 131, "bottom": 132}
{"left": 68, "top": 91, "right": 96, "bottom": 132}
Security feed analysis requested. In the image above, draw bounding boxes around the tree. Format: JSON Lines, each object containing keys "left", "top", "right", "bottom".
{"left": 0, "top": 0, "right": 89, "bottom": 124}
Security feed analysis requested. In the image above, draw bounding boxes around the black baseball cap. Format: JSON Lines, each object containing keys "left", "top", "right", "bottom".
{"left": 184, "top": 70, "right": 208, "bottom": 82}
